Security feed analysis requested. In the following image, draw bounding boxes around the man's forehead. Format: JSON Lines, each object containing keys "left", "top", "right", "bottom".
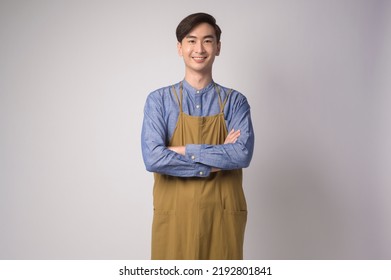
{"left": 186, "top": 23, "right": 216, "bottom": 37}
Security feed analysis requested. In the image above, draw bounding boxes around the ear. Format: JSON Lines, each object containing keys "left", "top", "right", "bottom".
{"left": 177, "top": 42, "right": 183, "bottom": 57}
{"left": 216, "top": 41, "right": 221, "bottom": 56}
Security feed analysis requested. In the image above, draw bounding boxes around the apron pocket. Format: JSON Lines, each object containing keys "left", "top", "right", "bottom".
{"left": 223, "top": 209, "right": 248, "bottom": 233}
{"left": 222, "top": 209, "right": 247, "bottom": 259}
{"left": 151, "top": 210, "right": 176, "bottom": 259}
{"left": 152, "top": 209, "right": 175, "bottom": 230}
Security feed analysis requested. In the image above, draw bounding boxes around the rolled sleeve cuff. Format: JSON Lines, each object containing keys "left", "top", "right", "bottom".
{"left": 186, "top": 145, "right": 209, "bottom": 177}
{"left": 193, "top": 163, "right": 210, "bottom": 177}
{"left": 186, "top": 144, "right": 202, "bottom": 163}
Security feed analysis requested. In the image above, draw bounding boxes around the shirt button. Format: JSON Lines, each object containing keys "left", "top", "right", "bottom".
{"left": 196, "top": 105, "right": 200, "bottom": 109}
{"left": 199, "top": 171, "right": 203, "bottom": 175}
{"left": 191, "top": 155, "right": 195, "bottom": 160}
{"left": 196, "top": 90, "right": 200, "bottom": 94}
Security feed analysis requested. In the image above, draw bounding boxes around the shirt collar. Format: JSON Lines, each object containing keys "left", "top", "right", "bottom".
{"left": 182, "top": 79, "right": 215, "bottom": 95}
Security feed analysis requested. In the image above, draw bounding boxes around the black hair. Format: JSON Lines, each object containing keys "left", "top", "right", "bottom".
{"left": 176, "top": 13, "right": 222, "bottom": 43}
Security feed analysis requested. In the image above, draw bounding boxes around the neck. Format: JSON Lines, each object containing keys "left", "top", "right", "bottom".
{"left": 184, "top": 70, "right": 213, "bottom": 90}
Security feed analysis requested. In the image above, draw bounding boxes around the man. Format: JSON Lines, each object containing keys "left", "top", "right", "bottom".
{"left": 141, "top": 13, "right": 254, "bottom": 260}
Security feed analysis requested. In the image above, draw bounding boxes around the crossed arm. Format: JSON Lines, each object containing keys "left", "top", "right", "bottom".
{"left": 168, "top": 129, "right": 241, "bottom": 172}
{"left": 141, "top": 91, "right": 254, "bottom": 177}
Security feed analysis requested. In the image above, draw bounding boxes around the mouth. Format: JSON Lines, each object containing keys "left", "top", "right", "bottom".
{"left": 192, "top": 56, "right": 207, "bottom": 62}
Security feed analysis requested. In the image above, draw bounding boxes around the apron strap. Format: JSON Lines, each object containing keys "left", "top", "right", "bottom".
{"left": 216, "top": 85, "right": 233, "bottom": 113}
{"left": 174, "top": 83, "right": 231, "bottom": 113}
{"left": 171, "top": 83, "right": 183, "bottom": 112}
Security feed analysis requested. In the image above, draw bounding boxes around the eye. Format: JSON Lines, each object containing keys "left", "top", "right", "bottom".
{"left": 188, "top": 39, "right": 196, "bottom": 44}
{"left": 204, "top": 39, "right": 213, "bottom": 44}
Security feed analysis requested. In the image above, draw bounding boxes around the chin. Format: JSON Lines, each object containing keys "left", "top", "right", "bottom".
{"left": 191, "top": 64, "right": 212, "bottom": 71}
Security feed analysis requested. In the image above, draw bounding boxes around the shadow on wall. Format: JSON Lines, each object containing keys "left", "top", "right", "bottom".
{"left": 245, "top": 144, "right": 352, "bottom": 259}
{"left": 243, "top": 70, "right": 372, "bottom": 258}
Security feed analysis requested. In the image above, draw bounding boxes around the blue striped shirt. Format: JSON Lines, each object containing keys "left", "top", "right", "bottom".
{"left": 141, "top": 79, "right": 254, "bottom": 177}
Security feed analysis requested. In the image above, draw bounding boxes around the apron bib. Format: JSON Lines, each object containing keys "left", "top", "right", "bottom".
{"left": 151, "top": 83, "right": 247, "bottom": 259}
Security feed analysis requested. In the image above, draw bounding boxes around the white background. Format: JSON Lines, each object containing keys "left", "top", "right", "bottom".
{"left": 1, "top": 0, "right": 390, "bottom": 259}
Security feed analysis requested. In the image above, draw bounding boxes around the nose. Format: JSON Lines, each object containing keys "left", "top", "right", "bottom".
{"left": 195, "top": 41, "right": 205, "bottom": 53}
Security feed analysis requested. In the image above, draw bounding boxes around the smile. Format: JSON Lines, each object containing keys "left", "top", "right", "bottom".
{"left": 192, "top": 57, "right": 207, "bottom": 62}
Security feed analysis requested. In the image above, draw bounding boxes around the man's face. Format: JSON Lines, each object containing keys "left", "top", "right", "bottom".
{"left": 177, "top": 23, "right": 221, "bottom": 75}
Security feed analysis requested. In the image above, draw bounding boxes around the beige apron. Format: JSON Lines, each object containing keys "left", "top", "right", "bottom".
{"left": 151, "top": 83, "right": 247, "bottom": 259}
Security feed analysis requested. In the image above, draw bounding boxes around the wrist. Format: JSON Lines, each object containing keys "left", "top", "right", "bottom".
{"left": 168, "top": 146, "right": 186, "bottom": 155}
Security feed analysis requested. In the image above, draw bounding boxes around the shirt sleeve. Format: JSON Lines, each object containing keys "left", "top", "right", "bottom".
{"left": 141, "top": 91, "right": 211, "bottom": 177}
{"left": 185, "top": 95, "right": 254, "bottom": 170}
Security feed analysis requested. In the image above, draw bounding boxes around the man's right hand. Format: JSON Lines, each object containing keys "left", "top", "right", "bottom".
{"left": 224, "top": 129, "right": 240, "bottom": 144}
{"left": 211, "top": 129, "right": 241, "bottom": 173}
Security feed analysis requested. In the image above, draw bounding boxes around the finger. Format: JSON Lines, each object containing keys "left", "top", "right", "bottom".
{"left": 224, "top": 135, "right": 235, "bottom": 144}
{"left": 228, "top": 129, "right": 240, "bottom": 137}
{"left": 230, "top": 130, "right": 240, "bottom": 139}
{"left": 227, "top": 129, "right": 235, "bottom": 137}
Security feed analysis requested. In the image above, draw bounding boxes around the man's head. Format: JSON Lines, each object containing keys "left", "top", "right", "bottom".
{"left": 176, "top": 13, "right": 222, "bottom": 43}
{"left": 176, "top": 13, "right": 222, "bottom": 76}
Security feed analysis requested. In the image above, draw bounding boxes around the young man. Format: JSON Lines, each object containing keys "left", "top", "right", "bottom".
{"left": 141, "top": 13, "right": 254, "bottom": 260}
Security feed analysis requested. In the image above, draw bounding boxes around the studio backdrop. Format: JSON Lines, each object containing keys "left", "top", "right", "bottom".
{"left": 1, "top": 0, "right": 390, "bottom": 259}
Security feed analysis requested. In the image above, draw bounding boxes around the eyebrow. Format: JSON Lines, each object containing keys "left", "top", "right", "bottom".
{"left": 185, "top": 34, "right": 216, "bottom": 40}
